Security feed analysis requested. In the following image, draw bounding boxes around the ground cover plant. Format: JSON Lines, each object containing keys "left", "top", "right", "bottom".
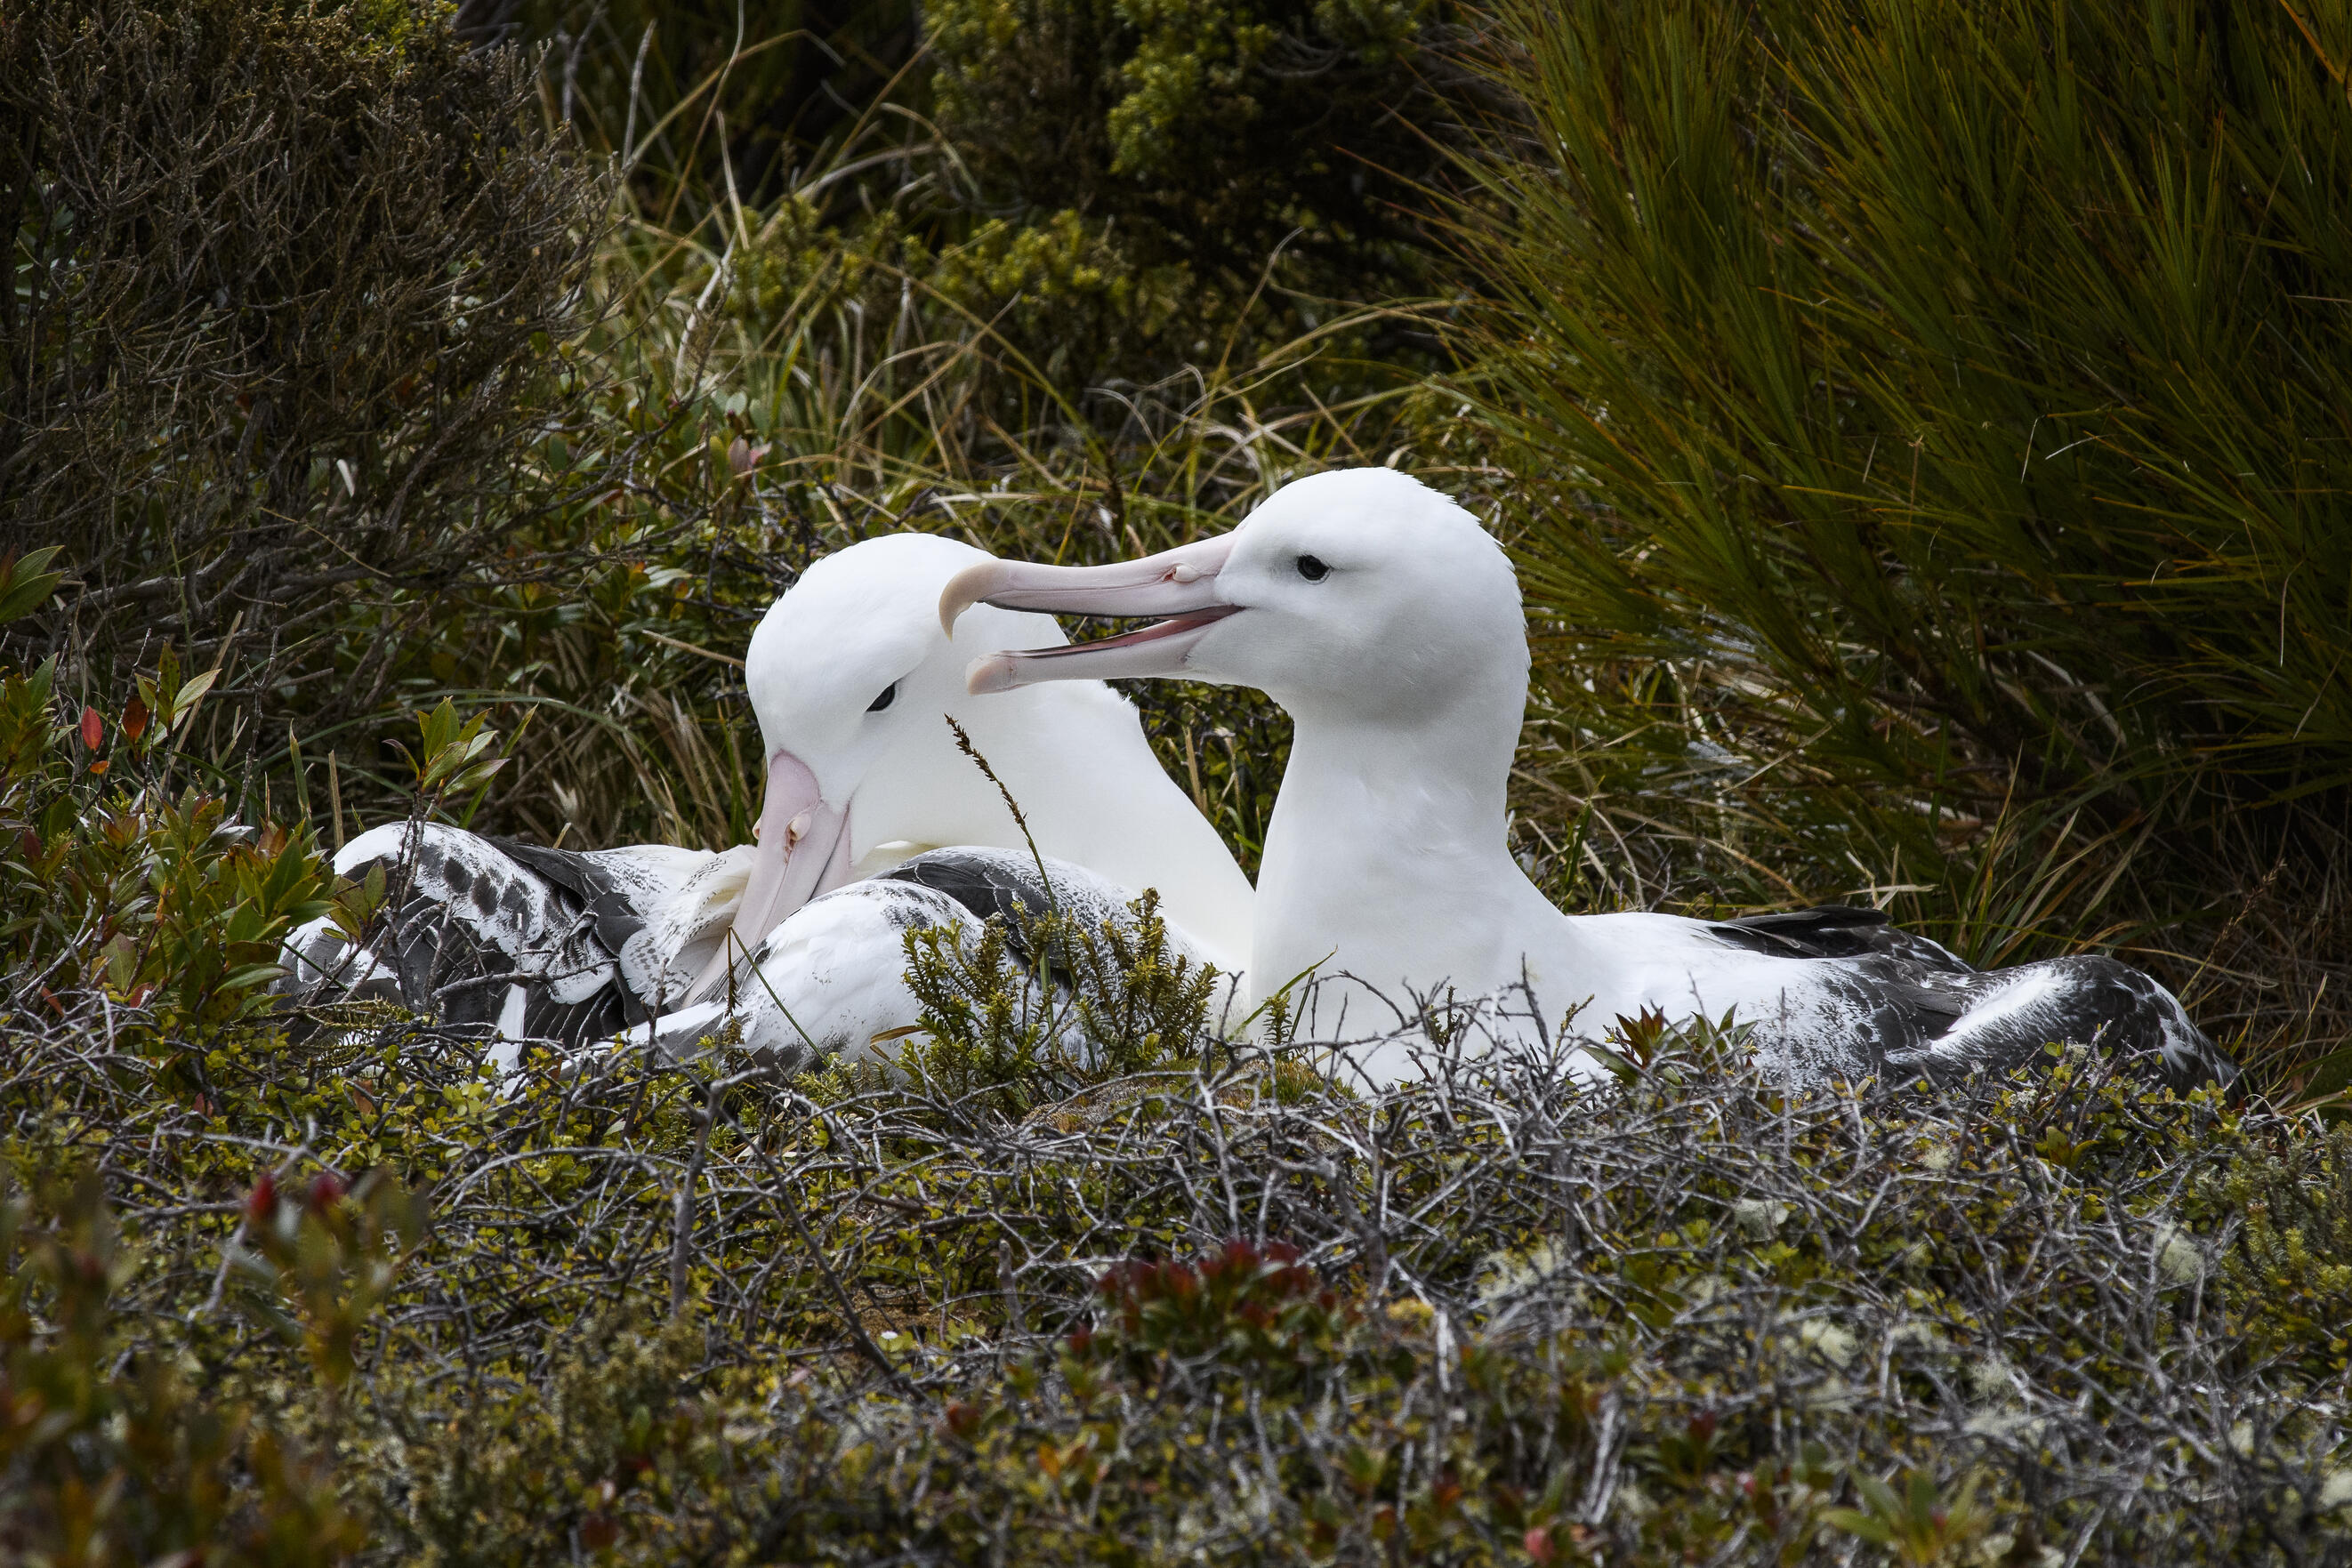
{"left": 4, "top": 809, "right": 2350, "bottom": 1561}
{"left": 9, "top": 0, "right": 2352, "bottom": 1561}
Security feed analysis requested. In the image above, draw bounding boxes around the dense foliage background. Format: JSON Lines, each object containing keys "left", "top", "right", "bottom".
{"left": 6, "top": 0, "right": 2352, "bottom": 1560}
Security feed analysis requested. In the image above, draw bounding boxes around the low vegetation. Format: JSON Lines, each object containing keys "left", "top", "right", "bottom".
{"left": 7, "top": 0, "right": 2352, "bottom": 1561}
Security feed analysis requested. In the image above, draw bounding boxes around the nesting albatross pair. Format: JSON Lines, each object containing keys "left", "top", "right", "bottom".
{"left": 291, "top": 470, "right": 2234, "bottom": 1095}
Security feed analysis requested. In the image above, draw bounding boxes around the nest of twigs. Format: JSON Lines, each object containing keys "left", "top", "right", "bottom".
{"left": 6, "top": 970, "right": 2351, "bottom": 1564}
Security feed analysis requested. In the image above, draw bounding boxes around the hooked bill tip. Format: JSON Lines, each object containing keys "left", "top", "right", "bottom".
{"left": 965, "top": 653, "right": 1019, "bottom": 696}
{"left": 938, "top": 560, "right": 1008, "bottom": 637}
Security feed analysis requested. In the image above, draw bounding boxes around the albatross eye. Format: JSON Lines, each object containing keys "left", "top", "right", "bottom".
{"left": 1295, "top": 554, "right": 1331, "bottom": 583}
{"left": 866, "top": 682, "right": 898, "bottom": 713}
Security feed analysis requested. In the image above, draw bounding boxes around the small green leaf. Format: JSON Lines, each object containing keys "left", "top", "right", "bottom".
{"left": 0, "top": 545, "right": 64, "bottom": 623}
{"left": 222, "top": 961, "right": 290, "bottom": 992}
{"left": 1821, "top": 1508, "right": 1894, "bottom": 1546}
{"left": 171, "top": 668, "right": 218, "bottom": 725}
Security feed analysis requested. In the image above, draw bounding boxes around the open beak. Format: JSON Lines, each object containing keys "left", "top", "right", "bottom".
{"left": 938, "top": 536, "right": 1237, "bottom": 694}
{"left": 683, "top": 750, "right": 852, "bottom": 1003}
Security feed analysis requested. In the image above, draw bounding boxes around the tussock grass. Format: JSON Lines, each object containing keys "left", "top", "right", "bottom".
{"left": 1457, "top": 0, "right": 2352, "bottom": 1097}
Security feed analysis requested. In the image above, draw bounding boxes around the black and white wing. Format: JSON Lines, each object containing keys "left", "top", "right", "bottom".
{"left": 278, "top": 823, "right": 755, "bottom": 1058}
{"left": 1697, "top": 907, "right": 2233, "bottom": 1094}
{"left": 1872, "top": 954, "right": 2236, "bottom": 1094}
{"left": 287, "top": 831, "right": 1225, "bottom": 1077}
{"left": 1707, "top": 905, "right": 1973, "bottom": 973}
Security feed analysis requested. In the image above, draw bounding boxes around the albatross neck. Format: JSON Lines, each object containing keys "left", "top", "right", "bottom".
{"left": 1253, "top": 672, "right": 1537, "bottom": 997}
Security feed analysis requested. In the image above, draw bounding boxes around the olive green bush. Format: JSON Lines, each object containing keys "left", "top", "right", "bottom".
{"left": 821, "top": 873, "right": 1273, "bottom": 1133}
{"left": 0, "top": 0, "right": 607, "bottom": 729}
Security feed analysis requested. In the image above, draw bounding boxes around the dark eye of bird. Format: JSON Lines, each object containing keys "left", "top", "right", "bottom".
{"left": 1296, "top": 554, "right": 1331, "bottom": 582}
{"left": 867, "top": 682, "right": 897, "bottom": 713}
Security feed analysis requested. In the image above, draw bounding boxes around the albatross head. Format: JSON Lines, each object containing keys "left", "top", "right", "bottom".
{"left": 690, "top": 533, "right": 1065, "bottom": 1000}
{"left": 938, "top": 469, "right": 1526, "bottom": 724}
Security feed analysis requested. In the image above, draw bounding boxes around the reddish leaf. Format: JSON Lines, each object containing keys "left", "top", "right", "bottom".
{"left": 122, "top": 694, "right": 149, "bottom": 740}
{"left": 248, "top": 1171, "right": 278, "bottom": 1224}
{"left": 1524, "top": 1527, "right": 1555, "bottom": 1564}
{"left": 309, "top": 1170, "right": 346, "bottom": 1212}
{"left": 79, "top": 704, "right": 102, "bottom": 749}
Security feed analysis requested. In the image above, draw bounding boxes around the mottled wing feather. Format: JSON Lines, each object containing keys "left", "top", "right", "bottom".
{"left": 1877, "top": 955, "right": 2237, "bottom": 1094}
{"left": 488, "top": 837, "right": 648, "bottom": 961}
{"left": 605, "top": 845, "right": 756, "bottom": 1009}
{"left": 318, "top": 823, "right": 646, "bottom": 1048}
{"left": 877, "top": 847, "right": 1175, "bottom": 972}
{"left": 1695, "top": 905, "right": 2230, "bottom": 1093}
{"left": 879, "top": 848, "right": 1052, "bottom": 946}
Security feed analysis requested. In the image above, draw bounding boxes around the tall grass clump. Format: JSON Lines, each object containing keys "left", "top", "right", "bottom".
{"left": 529, "top": 0, "right": 1474, "bottom": 398}
{"left": 1465, "top": 0, "right": 2352, "bottom": 1086}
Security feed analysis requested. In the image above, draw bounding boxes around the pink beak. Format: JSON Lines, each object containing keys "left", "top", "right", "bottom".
{"left": 936, "top": 535, "right": 1237, "bottom": 693}
{"left": 683, "top": 750, "right": 852, "bottom": 1003}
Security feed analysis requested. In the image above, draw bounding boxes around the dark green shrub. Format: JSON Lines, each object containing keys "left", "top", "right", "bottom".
{"left": 378, "top": 1317, "right": 725, "bottom": 1568}
{"left": 926, "top": 0, "right": 1467, "bottom": 386}
{"left": 0, "top": 0, "right": 605, "bottom": 727}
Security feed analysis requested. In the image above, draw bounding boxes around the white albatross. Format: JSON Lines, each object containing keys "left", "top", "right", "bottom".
{"left": 282, "top": 532, "right": 1253, "bottom": 1070}
{"left": 938, "top": 467, "right": 2237, "bottom": 1093}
